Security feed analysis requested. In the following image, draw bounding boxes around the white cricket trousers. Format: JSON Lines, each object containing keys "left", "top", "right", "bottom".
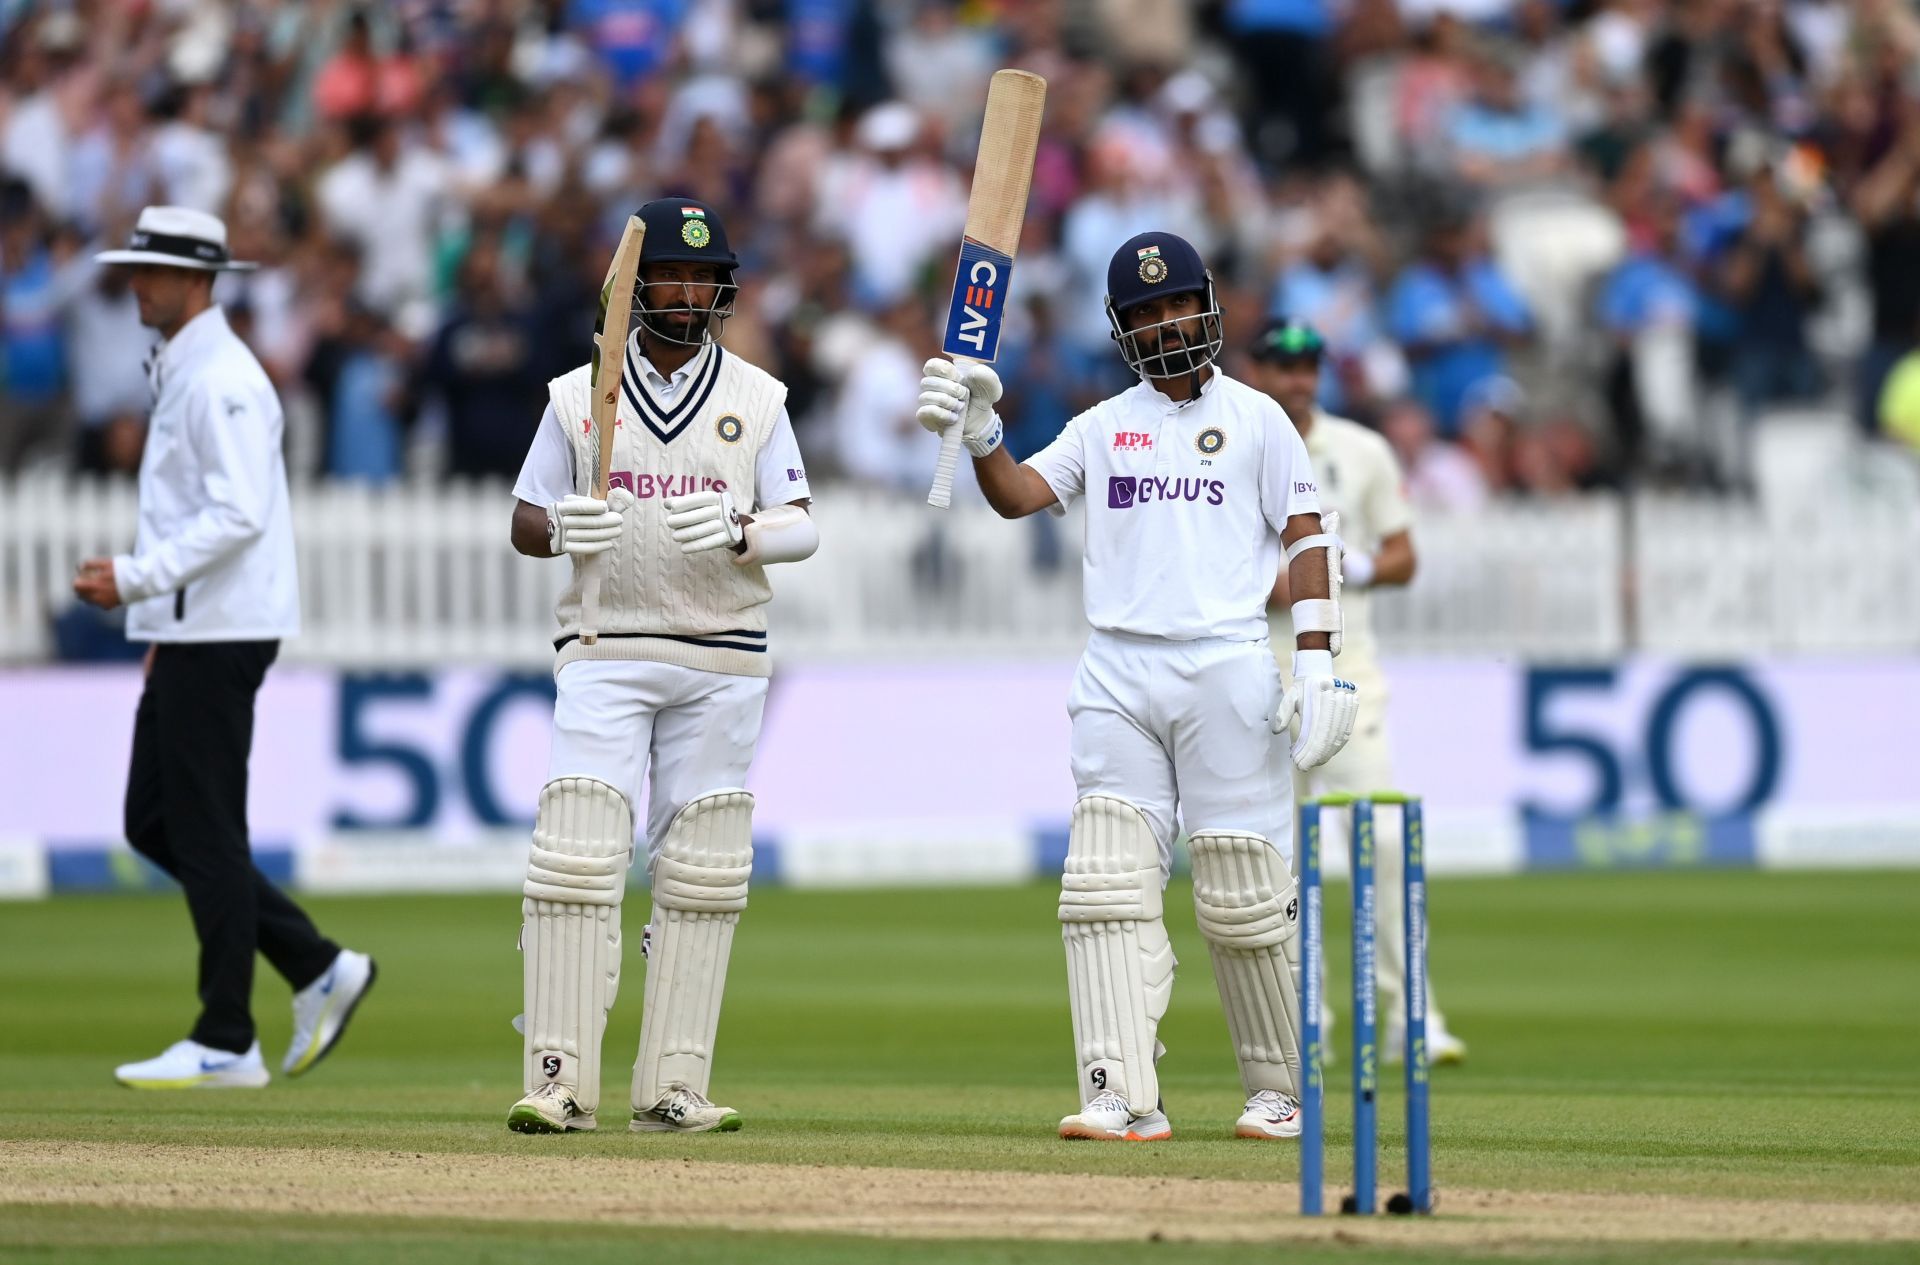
{"left": 1069, "top": 629, "right": 1294, "bottom": 879}
{"left": 548, "top": 658, "right": 768, "bottom": 865}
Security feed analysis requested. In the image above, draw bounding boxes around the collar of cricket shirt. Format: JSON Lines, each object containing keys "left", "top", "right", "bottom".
{"left": 157, "top": 305, "right": 232, "bottom": 382}
{"left": 622, "top": 336, "right": 723, "bottom": 445}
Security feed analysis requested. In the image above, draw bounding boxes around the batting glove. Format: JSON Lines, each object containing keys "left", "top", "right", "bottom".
{"left": 548, "top": 494, "right": 623, "bottom": 557}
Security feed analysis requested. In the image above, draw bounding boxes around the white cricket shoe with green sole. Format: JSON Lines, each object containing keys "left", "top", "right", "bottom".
{"left": 507, "top": 1082, "right": 596, "bottom": 1133}
{"left": 115, "top": 1039, "right": 270, "bottom": 1089}
{"left": 631, "top": 1085, "right": 742, "bottom": 1133}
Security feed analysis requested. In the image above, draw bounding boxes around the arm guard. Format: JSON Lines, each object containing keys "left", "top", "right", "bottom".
{"left": 1285, "top": 511, "right": 1344, "bottom": 658}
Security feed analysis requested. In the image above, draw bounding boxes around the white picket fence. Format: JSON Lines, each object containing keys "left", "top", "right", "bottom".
{"left": 2, "top": 474, "right": 1917, "bottom": 664}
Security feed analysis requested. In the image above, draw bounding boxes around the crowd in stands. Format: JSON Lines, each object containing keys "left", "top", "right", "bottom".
{"left": 3, "top": 0, "right": 1920, "bottom": 514}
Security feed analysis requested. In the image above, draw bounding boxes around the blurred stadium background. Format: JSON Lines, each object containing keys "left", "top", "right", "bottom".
{"left": 3, "top": 0, "right": 1920, "bottom": 896}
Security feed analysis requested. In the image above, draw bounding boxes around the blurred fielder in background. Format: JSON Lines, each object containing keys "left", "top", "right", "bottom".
{"left": 920, "top": 230, "right": 1358, "bottom": 1142}
{"left": 504, "top": 198, "right": 817, "bottom": 1135}
{"left": 1252, "top": 318, "right": 1468, "bottom": 1066}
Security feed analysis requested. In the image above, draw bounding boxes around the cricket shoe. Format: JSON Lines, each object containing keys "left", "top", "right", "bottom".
{"left": 1058, "top": 1090, "right": 1172, "bottom": 1141}
{"left": 284, "top": 949, "right": 377, "bottom": 1076}
{"left": 115, "top": 1039, "right": 270, "bottom": 1089}
{"left": 632, "top": 1085, "right": 742, "bottom": 1134}
{"left": 1235, "top": 1089, "right": 1303, "bottom": 1139}
{"left": 1385, "top": 1015, "right": 1468, "bottom": 1067}
{"left": 507, "top": 1082, "right": 596, "bottom": 1133}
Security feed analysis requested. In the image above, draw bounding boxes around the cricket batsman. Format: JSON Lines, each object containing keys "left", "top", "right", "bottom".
{"left": 503, "top": 198, "right": 817, "bottom": 1133}
{"left": 1249, "top": 318, "right": 1467, "bottom": 1065}
{"left": 918, "top": 232, "right": 1359, "bottom": 1140}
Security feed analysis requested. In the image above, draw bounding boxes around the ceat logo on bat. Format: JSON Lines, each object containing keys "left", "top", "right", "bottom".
{"left": 942, "top": 238, "right": 1016, "bottom": 361}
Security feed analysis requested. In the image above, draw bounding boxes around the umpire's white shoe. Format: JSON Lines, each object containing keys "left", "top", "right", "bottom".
{"left": 115, "top": 1039, "right": 271, "bottom": 1089}
{"left": 1235, "top": 1089, "right": 1303, "bottom": 1139}
{"left": 284, "top": 949, "right": 377, "bottom": 1076}
{"left": 507, "top": 1082, "right": 596, "bottom": 1133}
{"left": 631, "top": 1085, "right": 742, "bottom": 1133}
{"left": 1385, "top": 1014, "right": 1468, "bottom": 1067}
{"left": 1058, "top": 1090, "right": 1172, "bottom": 1141}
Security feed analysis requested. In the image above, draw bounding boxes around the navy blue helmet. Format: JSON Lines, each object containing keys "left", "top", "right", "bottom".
{"left": 1103, "top": 231, "right": 1224, "bottom": 380}
{"left": 631, "top": 197, "right": 739, "bottom": 347}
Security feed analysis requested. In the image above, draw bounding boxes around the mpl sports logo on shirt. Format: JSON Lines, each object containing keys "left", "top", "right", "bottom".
{"left": 1112, "top": 431, "right": 1153, "bottom": 451}
{"left": 1107, "top": 475, "right": 1226, "bottom": 509}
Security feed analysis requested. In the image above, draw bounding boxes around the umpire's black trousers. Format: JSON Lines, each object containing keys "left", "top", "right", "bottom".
{"left": 125, "top": 641, "right": 338, "bottom": 1054}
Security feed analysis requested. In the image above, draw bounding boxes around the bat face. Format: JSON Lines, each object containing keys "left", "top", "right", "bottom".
{"left": 942, "top": 238, "right": 1013, "bottom": 362}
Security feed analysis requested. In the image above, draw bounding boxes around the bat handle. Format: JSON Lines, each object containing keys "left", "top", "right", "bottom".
{"left": 927, "top": 417, "right": 965, "bottom": 510}
{"left": 580, "top": 558, "right": 603, "bottom": 646}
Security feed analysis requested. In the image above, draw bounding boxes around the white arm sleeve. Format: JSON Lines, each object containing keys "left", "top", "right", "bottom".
{"left": 753, "top": 407, "right": 812, "bottom": 510}
{"left": 1023, "top": 408, "right": 1089, "bottom": 518}
{"left": 511, "top": 403, "right": 577, "bottom": 508}
{"left": 115, "top": 383, "right": 276, "bottom": 603}
{"left": 1260, "top": 408, "right": 1321, "bottom": 536}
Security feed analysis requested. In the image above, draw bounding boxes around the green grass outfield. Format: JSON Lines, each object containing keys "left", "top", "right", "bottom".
{"left": 2, "top": 869, "right": 1917, "bottom": 1263}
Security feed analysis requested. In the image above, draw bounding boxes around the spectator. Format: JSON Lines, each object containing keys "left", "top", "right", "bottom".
{"left": 829, "top": 294, "right": 941, "bottom": 496}
{"left": 1224, "top": 0, "right": 1341, "bottom": 169}
{"left": 1596, "top": 195, "right": 1703, "bottom": 476}
{"left": 886, "top": 1, "right": 995, "bottom": 135}
{"left": 1381, "top": 395, "right": 1489, "bottom": 512}
{"left": 1443, "top": 40, "right": 1570, "bottom": 191}
{"left": 409, "top": 245, "right": 550, "bottom": 481}
{"left": 1270, "top": 176, "right": 1403, "bottom": 416}
{"left": 1851, "top": 112, "right": 1920, "bottom": 438}
{"left": 66, "top": 86, "right": 160, "bottom": 240}
{"left": 822, "top": 103, "right": 964, "bottom": 311}
{"left": 56, "top": 235, "right": 154, "bottom": 475}
{"left": 324, "top": 302, "right": 405, "bottom": 484}
{"left": 316, "top": 114, "right": 453, "bottom": 332}
{"left": 0, "top": 189, "right": 69, "bottom": 472}
{"left": 1386, "top": 208, "right": 1531, "bottom": 435}
{"left": 1717, "top": 162, "right": 1823, "bottom": 416}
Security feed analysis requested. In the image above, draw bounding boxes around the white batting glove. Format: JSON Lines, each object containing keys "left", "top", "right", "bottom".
{"left": 916, "top": 357, "right": 1003, "bottom": 457}
{"left": 1341, "top": 539, "right": 1376, "bottom": 590}
{"left": 663, "top": 488, "right": 744, "bottom": 556}
{"left": 1277, "top": 649, "right": 1360, "bottom": 769}
{"left": 548, "top": 494, "right": 623, "bottom": 556}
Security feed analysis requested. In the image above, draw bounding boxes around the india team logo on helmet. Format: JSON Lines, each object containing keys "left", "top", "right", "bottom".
{"left": 1137, "top": 244, "right": 1169, "bottom": 285}
{"left": 681, "top": 206, "right": 712, "bottom": 249}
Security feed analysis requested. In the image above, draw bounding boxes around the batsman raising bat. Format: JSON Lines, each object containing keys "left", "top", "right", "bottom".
{"left": 918, "top": 230, "right": 1359, "bottom": 1141}
{"left": 504, "top": 197, "right": 817, "bottom": 1134}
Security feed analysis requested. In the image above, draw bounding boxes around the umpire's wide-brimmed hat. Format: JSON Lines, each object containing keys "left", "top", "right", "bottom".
{"left": 95, "top": 206, "right": 258, "bottom": 272}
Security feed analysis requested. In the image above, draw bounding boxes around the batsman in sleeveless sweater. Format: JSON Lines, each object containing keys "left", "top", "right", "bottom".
{"left": 503, "top": 199, "right": 817, "bottom": 1135}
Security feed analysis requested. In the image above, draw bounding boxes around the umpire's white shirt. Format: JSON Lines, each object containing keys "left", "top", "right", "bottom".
{"left": 116, "top": 305, "right": 299, "bottom": 642}
{"left": 1025, "top": 372, "right": 1320, "bottom": 641}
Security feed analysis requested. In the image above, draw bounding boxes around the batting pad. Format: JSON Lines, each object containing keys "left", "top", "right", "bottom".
{"left": 523, "top": 776, "right": 632, "bottom": 1113}
{"left": 1190, "top": 830, "right": 1303, "bottom": 1097}
{"left": 1058, "top": 796, "right": 1176, "bottom": 1116}
{"left": 631, "top": 790, "right": 753, "bottom": 1111}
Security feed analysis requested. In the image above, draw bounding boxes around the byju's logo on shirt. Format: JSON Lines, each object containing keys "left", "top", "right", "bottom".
{"left": 1107, "top": 476, "right": 1226, "bottom": 509}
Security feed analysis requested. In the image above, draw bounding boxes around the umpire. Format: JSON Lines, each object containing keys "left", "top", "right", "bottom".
{"left": 75, "top": 207, "right": 375, "bottom": 1089}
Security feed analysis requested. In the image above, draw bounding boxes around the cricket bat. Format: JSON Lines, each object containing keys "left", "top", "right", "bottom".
{"left": 927, "top": 68, "right": 1047, "bottom": 510}
{"left": 580, "top": 214, "right": 645, "bottom": 646}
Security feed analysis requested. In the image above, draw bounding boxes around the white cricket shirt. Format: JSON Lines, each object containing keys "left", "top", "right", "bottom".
{"left": 115, "top": 305, "right": 300, "bottom": 642}
{"left": 1026, "top": 371, "right": 1320, "bottom": 641}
